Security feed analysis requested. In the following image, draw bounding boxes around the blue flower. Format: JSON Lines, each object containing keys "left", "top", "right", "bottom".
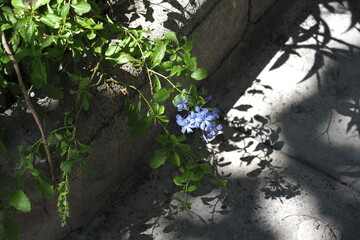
{"left": 174, "top": 96, "right": 189, "bottom": 112}
{"left": 175, "top": 103, "right": 222, "bottom": 141}
{"left": 176, "top": 114, "right": 193, "bottom": 134}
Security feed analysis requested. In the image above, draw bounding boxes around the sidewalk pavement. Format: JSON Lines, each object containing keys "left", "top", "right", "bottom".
{"left": 64, "top": 1, "right": 360, "bottom": 239}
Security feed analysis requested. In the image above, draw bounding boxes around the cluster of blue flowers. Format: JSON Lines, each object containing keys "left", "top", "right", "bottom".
{"left": 174, "top": 96, "right": 222, "bottom": 142}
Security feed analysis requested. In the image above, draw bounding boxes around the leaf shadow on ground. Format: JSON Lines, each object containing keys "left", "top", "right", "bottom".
{"left": 63, "top": 0, "right": 360, "bottom": 239}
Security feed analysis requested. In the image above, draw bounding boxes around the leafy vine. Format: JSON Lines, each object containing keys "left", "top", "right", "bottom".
{"left": 0, "top": 0, "right": 230, "bottom": 238}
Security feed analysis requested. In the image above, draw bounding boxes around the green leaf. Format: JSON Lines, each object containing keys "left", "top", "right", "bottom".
{"left": 116, "top": 53, "right": 131, "bottom": 64}
{"left": 149, "top": 148, "right": 168, "bottom": 169}
{"left": 170, "top": 135, "right": 178, "bottom": 146}
{"left": 105, "top": 44, "right": 120, "bottom": 56}
{"left": 155, "top": 134, "right": 169, "bottom": 144}
{"left": 173, "top": 176, "right": 184, "bottom": 186}
{"left": 60, "top": 160, "right": 75, "bottom": 174}
{"left": 31, "top": 58, "right": 47, "bottom": 88}
{"left": 199, "top": 163, "right": 213, "bottom": 174}
{"left": 153, "top": 88, "right": 172, "bottom": 102}
{"left": 183, "top": 53, "right": 197, "bottom": 71}
{"left": 24, "top": 22, "right": 35, "bottom": 43}
{"left": 87, "top": 30, "right": 96, "bottom": 40}
{"left": 183, "top": 39, "right": 193, "bottom": 52}
{"left": 4, "top": 214, "right": 19, "bottom": 240}
{"left": 178, "top": 135, "right": 186, "bottom": 142}
{"left": 60, "top": 4, "right": 70, "bottom": 23}
{"left": 71, "top": 0, "right": 91, "bottom": 15}
{"left": 11, "top": 0, "right": 30, "bottom": 9}
{"left": 185, "top": 161, "right": 197, "bottom": 169}
{"left": 157, "top": 115, "right": 169, "bottom": 123}
{"left": 1, "top": 24, "right": 12, "bottom": 31}
{"left": 218, "top": 179, "right": 228, "bottom": 189}
{"left": 8, "top": 190, "right": 31, "bottom": 212}
{"left": 164, "top": 32, "right": 179, "bottom": 45}
{"left": 36, "top": 175, "right": 54, "bottom": 198}
{"left": 191, "top": 171, "right": 204, "bottom": 181}
{"left": 191, "top": 68, "right": 208, "bottom": 80}
{"left": 13, "top": 18, "right": 29, "bottom": 31}
{"left": 0, "top": 140, "right": 7, "bottom": 155}
{"left": 47, "top": 48, "right": 61, "bottom": 58}
{"left": 187, "top": 185, "right": 197, "bottom": 192}
{"left": 2, "top": 6, "right": 17, "bottom": 24}
{"left": 33, "top": 0, "right": 50, "bottom": 10}
{"left": 79, "top": 77, "right": 90, "bottom": 89}
{"left": 169, "top": 152, "right": 180, "bottom": 167}
{"left": 43, "top": 84, "right": 64, "bottom": 99}
{"left": 79, "top": 90, "right": 92, "bottom": 110}
{"left": 178, "top": 143, "right": 190, "bottom": 152}
{"left": 169, "top": 65, "right": 182, "bottom": 77}
{"left": 40, "top": 35, "right": 55, "bottom": 50}
{"left": 40, "top": 15, "right": 56, "bottom": 28}
{"left": 158, "top": 105, "right": 165, "bottom": 115}
{"left": 149, "top": 42, "right": 167, "bottom": 68}
{"left": 77, "top": 141, "right": 91, "bottom": 153}
{"left": 170, "top": 54, "right": 176, "bottom": 61}
{"left": 161, "top": 61, "right": 173, "bottom": 70}
{"left": 153, "top": 75, "right": 161, "bottom": 91}
{"left": 14, "top": 47, "right": 31, "bottom": 61}
{"left": 55, "top": 133, "right": 63, "bottom": 140}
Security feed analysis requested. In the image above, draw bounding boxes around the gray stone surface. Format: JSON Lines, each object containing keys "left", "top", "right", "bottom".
{"left": 64, "top": 122, "right": 360, "bottom": 240}
{"left": 225, "top": 0, "right": 360, "bottom": 190}
{"left": 63, "top": 0, "right": 360, "bottom": 240}
{"left": 250, "top": 0, "right": 277, "bottom": 23}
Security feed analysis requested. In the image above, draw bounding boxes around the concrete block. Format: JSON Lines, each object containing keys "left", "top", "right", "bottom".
{"left": 250, "top": 0, "right": 278, "bottom": 23}
{"left": 224, "top": 1, "right": 360, "bottom": 190}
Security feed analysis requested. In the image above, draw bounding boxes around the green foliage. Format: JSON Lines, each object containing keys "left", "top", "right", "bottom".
{"left": 8, "top": 190, "right": 31, "bottom": 212}
{"left": 0, "top": 0, "right": 229, "bottom": 236}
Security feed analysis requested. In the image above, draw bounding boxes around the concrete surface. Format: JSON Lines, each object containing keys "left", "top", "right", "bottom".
{"left": 63, "top": 0, "right": 360, "bottom": 239}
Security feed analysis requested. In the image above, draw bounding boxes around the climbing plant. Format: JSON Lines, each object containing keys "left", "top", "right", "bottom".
{"left": 0, "top": 0, "right": 230, "bottom": 238}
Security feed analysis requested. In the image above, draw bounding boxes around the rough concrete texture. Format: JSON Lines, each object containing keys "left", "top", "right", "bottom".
{"left": 250, "top": 0, "right": 277, "bottom": 23}
{"left": 0, "top": 0, "right": 280, "bottom": 240}
{"left": 64, "top": 0, "right": 360, "bottom": 239}
{"left": 225, "top": 0, "right": 360, "bottom": 191}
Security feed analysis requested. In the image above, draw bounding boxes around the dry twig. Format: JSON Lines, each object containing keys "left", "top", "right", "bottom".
{"left": 1, "top": 31, "right": 56, "bottom": 183}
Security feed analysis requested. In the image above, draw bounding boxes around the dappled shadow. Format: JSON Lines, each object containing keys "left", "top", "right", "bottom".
{"left": 64, "top": 0, "right": 360, "bottom": 239}
{"left": 268, "top": 0, "right": 360, "bottom": 88}
{"left": 210, "top": 112, "right": 301, "bottom": 202}
{"left": 109, "top": 0, "right": 218, "bottom": 37}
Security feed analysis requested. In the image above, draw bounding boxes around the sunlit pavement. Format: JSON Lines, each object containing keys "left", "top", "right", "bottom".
{"left": 65, "top": 1, "right": 360, "bottom": 239}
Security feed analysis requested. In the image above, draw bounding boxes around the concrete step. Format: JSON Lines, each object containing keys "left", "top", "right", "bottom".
{"left": 223, "top": 1, "right": 360, "bottom": 191}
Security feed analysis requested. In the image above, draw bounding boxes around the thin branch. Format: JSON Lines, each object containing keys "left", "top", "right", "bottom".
{"left": 148, "top": 69, "right": 182, "bottom": 92}
{"left": 1, "top": 31, "right": 56, "bottom": 183}
{"left": 127, "top": 31, "right": 154, "bottom": 95}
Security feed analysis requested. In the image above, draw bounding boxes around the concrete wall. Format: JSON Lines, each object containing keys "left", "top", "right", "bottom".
{"left": 0, "top": 0, "right": 278, "bottom": 239}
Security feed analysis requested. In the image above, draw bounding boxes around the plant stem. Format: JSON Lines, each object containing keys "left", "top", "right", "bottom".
{"left": 106, "top": 78, "right": 153, "bottom": 111}
{"left": 127, "top": 31, "right": 154, "bottom": 95}
{"left": 1, "top": 31, "right": 56, "bottom": 184}
{"left": 148, "top": 69, "right": 181, "bottom": 93}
